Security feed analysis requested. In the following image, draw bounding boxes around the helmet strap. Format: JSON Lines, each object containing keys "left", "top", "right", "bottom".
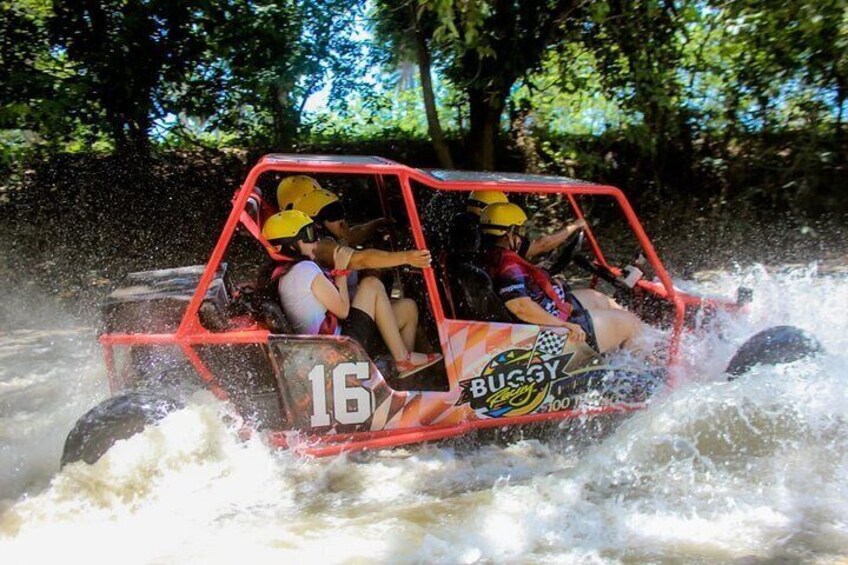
{"left": 517, "top": 234, "right": 530, "bottom": 257}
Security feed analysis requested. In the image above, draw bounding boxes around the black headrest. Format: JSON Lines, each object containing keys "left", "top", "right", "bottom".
{"left": 448, "top": 260, "right": 515, "bottom": 323}
{"left": 449, "top": 212, "right": 481, "bottom": 253}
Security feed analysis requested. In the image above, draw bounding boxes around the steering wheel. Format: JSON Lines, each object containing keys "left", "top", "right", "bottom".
{"left": 548, "top": 229, "right": 585, "bottom": 274}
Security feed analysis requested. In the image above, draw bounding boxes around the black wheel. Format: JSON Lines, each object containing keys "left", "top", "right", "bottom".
{"left": 548, "top": 229, "right": 585, "bottom": 274}
{"left": 725, "top": 325, "right": 823, "bottom": 380}
{"left": 61, "top": 391, "right": 184, "bottom": 467}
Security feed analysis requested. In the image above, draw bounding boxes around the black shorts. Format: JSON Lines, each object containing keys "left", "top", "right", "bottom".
{"left": 565, "top": 294, "right": 599, "bottom": 351}
{"left": 342, "top": 307, "right": 385, "bottom": 358}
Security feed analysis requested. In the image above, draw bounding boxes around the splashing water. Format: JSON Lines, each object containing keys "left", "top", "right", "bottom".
{"left": 1, "top": 265, "right": 846, "bottom": 564}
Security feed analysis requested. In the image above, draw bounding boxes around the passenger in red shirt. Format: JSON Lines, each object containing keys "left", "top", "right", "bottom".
{"left": 480, "top": 203, "right": 643, "bottom": 353}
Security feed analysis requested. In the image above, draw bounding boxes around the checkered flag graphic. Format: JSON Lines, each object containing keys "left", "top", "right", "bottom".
{"left": 535, "top": 329, "right": 566, "bottom": 356}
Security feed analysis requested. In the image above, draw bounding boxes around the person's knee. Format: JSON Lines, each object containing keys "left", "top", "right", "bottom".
{"left": 577, "top": 288, "right": 609, "bottom": 310}
{"left": 587, "top": 289, "right": 605, "bottom": 302}
{"left": 393, "top": 298, "right": 419, "bottom": 333}
{"left": 359, "top": 275, "right": 381, "bottom": 289}
{"left": 592, "top": 289, "right": 622, "bottom": 310}
{"left": 397, "top": 298, "right": 418, "bottom": 316}
{"left": 620, "top": 310, "right": 642, "bottom": 339}
{"left": 358, "top": 275, "right": 385, "bottom": 296}
{"left": 590, "top": 309, "right": 641, "bottom": 352}
{"left": 392, "top": 298, "right": 418, "bottom": 327}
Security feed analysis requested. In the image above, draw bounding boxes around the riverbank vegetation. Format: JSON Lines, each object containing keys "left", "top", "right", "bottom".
{"left": 1, "top": 0, "right": 845, "bottom": 318}
{"left": 3, "top": 0, "right": 846, "bottom": 210}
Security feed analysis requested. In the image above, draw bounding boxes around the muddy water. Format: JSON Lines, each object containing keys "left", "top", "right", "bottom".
{"left": 1, "top": 265, "right": 847, "bottom": 564}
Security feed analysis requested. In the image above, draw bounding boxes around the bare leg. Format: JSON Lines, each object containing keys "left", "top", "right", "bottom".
{"left": 585, "top": 308, "right": 644, "bottom": 353}
{"left": 391, "top": 298, "right": 418, "bottom": 350}
{"left": 572, "top": 288, "right": 624, "bottom": 311}
{"left": 352, "top": 277, "right": 408, "bottom": 360}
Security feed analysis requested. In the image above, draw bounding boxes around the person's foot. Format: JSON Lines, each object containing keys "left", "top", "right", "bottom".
{"left": 395, "top": 352, "right": 443, "bottom": 379}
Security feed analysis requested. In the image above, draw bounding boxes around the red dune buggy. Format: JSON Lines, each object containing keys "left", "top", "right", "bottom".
{"left": 61, "top": 154, "right": 819, "bottom": 465}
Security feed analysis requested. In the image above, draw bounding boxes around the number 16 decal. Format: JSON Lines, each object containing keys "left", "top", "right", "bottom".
{"left": 308, "top": 362, "right": 373, "bottom": 427}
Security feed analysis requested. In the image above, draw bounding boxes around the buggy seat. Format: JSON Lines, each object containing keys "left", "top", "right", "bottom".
{"left": 442, "top": 213, "right": 515, "bottom": 323}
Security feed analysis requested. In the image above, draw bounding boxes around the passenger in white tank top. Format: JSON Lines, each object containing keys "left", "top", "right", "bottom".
{"left": 277, "top": 260, "right": 339, "bottom": 335}
{"left": 264, "top": 208, "right": 442, "bottom": 378}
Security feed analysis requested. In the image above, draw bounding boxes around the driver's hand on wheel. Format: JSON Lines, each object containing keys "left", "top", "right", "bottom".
{"left": 563, "top": 322, "right": 586, "bottom": 343}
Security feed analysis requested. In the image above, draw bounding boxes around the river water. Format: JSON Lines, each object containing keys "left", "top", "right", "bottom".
{"left": 0, "top": 264, "right": 846, "bottom": 564}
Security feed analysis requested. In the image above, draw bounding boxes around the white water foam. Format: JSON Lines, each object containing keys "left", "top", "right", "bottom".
{"left": 1, "top": 265, "right": 846, "bottom": 563}
{"left": 0, "top": 329, "right": 105, "bottom": 502}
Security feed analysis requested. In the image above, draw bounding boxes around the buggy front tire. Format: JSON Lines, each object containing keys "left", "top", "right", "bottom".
{"left": 61, "top": 391, "right": 184, "bottom": 467}
{"left": 725, "top": 325, "right": 823, "bottom": 380}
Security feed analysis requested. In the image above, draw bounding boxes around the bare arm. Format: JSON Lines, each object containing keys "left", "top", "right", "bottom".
{"left": 347, "top": 218, "right": 387, "bottom": 247}
{"left": 313, "top": 239, "right": 431, "bottom": 271}
{"left": 505, "top": 297, "right": 586, "bottom": 343}
{"left": 313, "top": 239, "right": 340, "bottom": 269}
{"left": 348, "top": 248, "right": 431, "bottom": 270}
{"left": 525, "top": 219, "right": 586, "bottom": 260}
{"left": 311, "top": 273, "right": 350, "bottom": 319}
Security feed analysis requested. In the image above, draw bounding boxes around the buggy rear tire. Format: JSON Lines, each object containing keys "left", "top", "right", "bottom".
{"left": 61, "top": 391, "right": 184, "bottom": 467}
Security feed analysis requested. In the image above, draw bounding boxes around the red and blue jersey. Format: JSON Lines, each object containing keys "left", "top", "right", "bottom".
{"left": 483, "top": 246, "right": 599, "bottom": 350}
{"left": 484, "top": 248, "right": 573, "bottom": 319}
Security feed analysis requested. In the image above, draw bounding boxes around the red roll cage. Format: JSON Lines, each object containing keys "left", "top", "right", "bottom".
{"left": 100, "top": 154, "right": 732, "bottom": 425}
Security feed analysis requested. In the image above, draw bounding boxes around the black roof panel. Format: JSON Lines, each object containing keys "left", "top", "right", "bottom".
{"left": 264, "top": 154, "right": 398, "bottom": 166}
{"left": 422, "top": 169, "right": 596, "bottom": 186}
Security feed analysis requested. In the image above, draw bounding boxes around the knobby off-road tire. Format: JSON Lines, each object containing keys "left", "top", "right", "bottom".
{"left": 61, "top": 391, "right": 184, "bottom": 467}
{"left": 726, "top": 325, "right": 823, "bottom": 380}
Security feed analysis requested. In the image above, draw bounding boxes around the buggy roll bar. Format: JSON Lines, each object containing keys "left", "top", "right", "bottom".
{"left": 101, "top": 155, "right": 689, "bottom": 385}
{"left": 178, "top": 154, "right": 687, "bottom": 364}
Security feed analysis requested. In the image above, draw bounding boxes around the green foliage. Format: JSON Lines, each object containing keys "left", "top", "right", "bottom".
{"left": 371, "top": 1, "right": 420, "bottom": 67}
{"left": 2, "top": 0, "right": 368, "bottom": 153}
{"left": 723, "top": 0, "right": 848, "bottom": 133}
{"left": 0, "top": 0, "right": 104, "bottom": 159}
{"left": 412, "top": 0, "right": 585, "bottom": 168}
{"left": 515, "top": 41, "right": 633, "bottom": 136}
{"left": 177, "top": 0, "right": 368, "bottom": 149}
{"left": 50, "top": 0, "right": 208, "bottom": 150}
{"left": 176, "top": 0, "right": 300, "bottom": 147}
{"left": 569, "top": 0, "right": 690, "bottom": 165}
{"left": 306, "top": 87, "right": 432, "bottom": 140}
{"left": 0, "top": 0, "right": 845, "bottom": 216}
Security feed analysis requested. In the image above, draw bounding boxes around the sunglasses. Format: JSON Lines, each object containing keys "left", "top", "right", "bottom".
{"left": 298, "top": 224, "right": 318, "bottom": 243}
{"left": 268, "top": 223, "right": 317, "bottom": 251}
{"left": 467, "top": 199, "right": 488, "bottom": 211}
{"left": 479, "top": 223, "right": 526, "bottom": 237}
{"left": 512, "top": 225, "right": 526, "bottom": 237}
{"left": 318, "top": 201, "right": 346, "bottom": 223}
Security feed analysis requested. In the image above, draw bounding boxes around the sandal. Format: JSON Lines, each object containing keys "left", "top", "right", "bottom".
{"left": 395, "top": 352, "right": 443, "bottom": 379}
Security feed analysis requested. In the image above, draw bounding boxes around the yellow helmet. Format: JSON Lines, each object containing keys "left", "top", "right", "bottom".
{"left": 294, "top": 188, "right": 344, "bottom": 221}
{"left": 467, "top": 190, "right": 508, "bottom": 215}
{"left": 480, "top": 202, "right": 528, "bottom": 236}
{"left": 277, "top": 175, "right": 322, "bottom": 211}
{"left": 261, "top": 210, "right": 316, "bottom": 250}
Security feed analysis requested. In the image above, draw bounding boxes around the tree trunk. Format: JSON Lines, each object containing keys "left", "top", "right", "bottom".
{"left": 108, "top": 117, "right": 128, "bottom": 152}
{"left": 410, "top": 5, "right": 453, "bottom": 169}
{"left": 467, "top": 86, "right": 504, "bottom": 170}
{"left": 834, "top": 76, "right": 846, "bottom": 169}
{"left": 130, "top": 112, "right": 152, "bottom": 155}
{"left": 108, "top": 113, "right": 149, "bottom": 155}
{"left": 835, "top": 77, "right": 846, "bottom": 142}
{"left": 269, "top": 83, "right": 296, "bottom": 151}
{"left": 758, "top": 94, "right": 770, "bottom": 141}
